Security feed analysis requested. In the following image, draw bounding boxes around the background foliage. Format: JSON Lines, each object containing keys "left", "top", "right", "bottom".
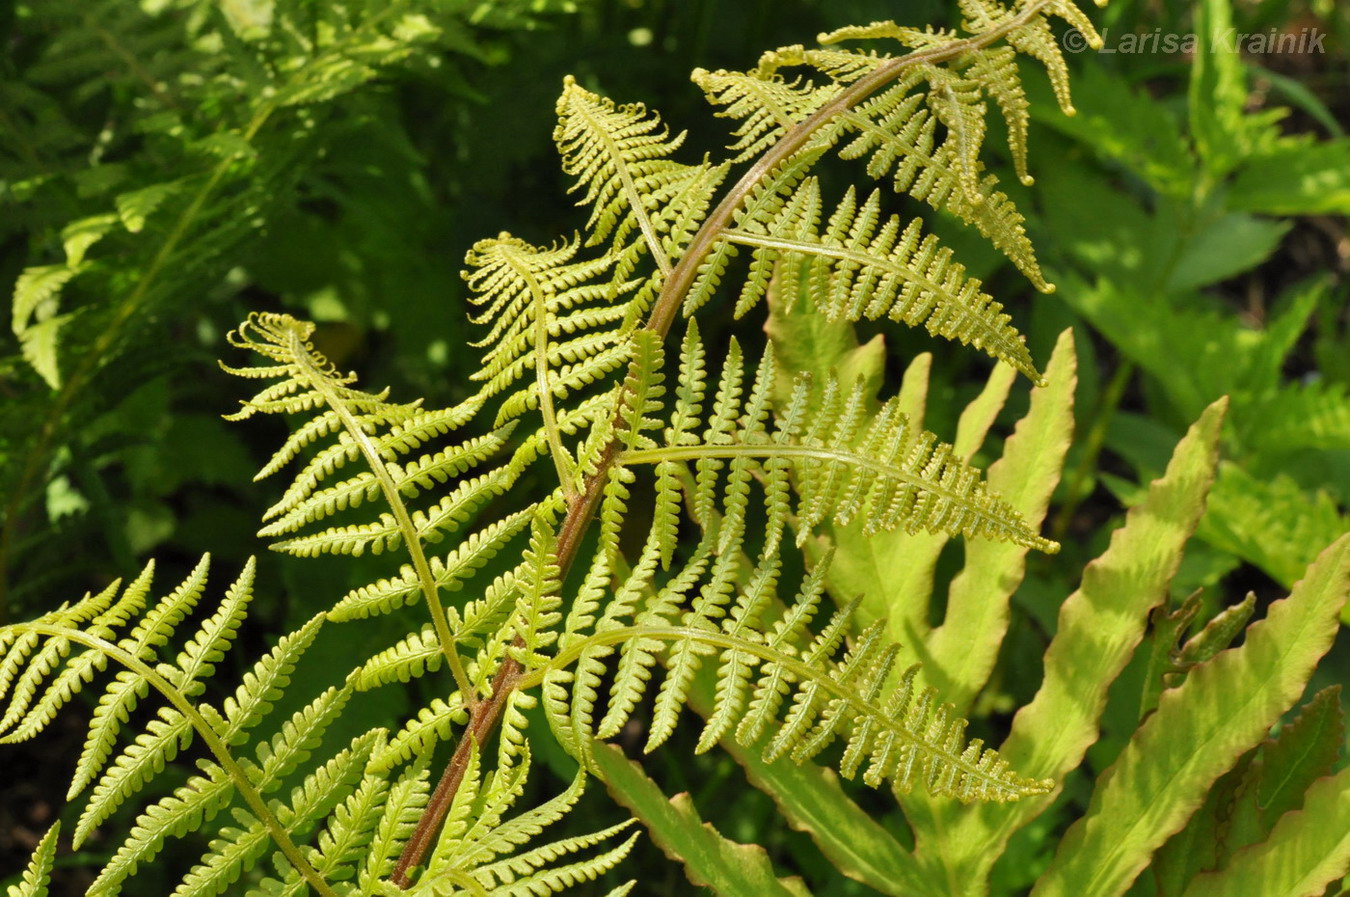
{"left": 2, "top": 0, "right": 1347, "bottom": 893}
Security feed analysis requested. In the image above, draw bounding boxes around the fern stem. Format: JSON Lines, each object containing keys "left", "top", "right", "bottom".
{"left": 19, "top": 622, "right": 341, "bottom": 897}
{"left": 390, "top": 647, "right": 524, "bottom": 887}
{"left": 398, "top": 4, "right": 1068, "bottom": 882}
{"left": 284, "top": 327, "right": 478, "bottom": 708}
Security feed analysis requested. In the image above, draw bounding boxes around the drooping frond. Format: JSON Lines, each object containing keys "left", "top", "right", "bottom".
{"left": 544, "top": 543, "right": 1051, "bottom": 803}
{"left": 223, "top": 310, "right": 540, "bottom": 703}
{"left": 719, "top": 177, "right": 1041, "bottom": 381}
{"left": 417, "top": 744, "right": 638, "bottom": 895}
{"left": 619, "top": 328, "right": 1056, "bottom": 552}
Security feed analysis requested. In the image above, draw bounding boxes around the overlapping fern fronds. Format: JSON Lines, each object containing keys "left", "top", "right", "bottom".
{"left": 0, "top": 557, "right": 639, "bottom": 896}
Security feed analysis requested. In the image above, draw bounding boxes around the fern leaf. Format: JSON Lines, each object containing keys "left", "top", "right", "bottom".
{"left": 567, "top": 551, "right": 1050, "bottom": 801}
{"left": 554, "top": 76, "right": 691, "bottom": 275}
{"left": 329, "top": 509, "right": 534, "bottom": 622}
{"left": 6, "top": 822, "right": 59, "bottom": 897}
{"left": 249, "top": 679, "right": 354, "bottom": 793}
{"left": 218, "top": 613, "right": 325, "bottom": 744}
{"left": 723, "top": 177, "right": 1040, "bottom": 380}
{"left": 88, "top": 762, "right": 236, "bottom": 892}
{"left": 77, "top": 706, "right": 197, "bottom": 847}
{"left": 357, "top": 758, "right": 432, "bottom": 895}
{"left": 624, "top": 341, "right": 1056, "bottom": 552}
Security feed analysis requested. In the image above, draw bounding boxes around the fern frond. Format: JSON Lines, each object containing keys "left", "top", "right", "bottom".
{"left": 357, "top": 757, "right": 432, "bottom": 895}
{"left": 555, "top": 77, "right": 694, "bottom": 277}
{"left": 624, "top": 337, "right": 1055, "bottom": 551}
{"left": 721, "top": 177, "right": 1040, "bottom": 380}
{"left": 418, "top": 744, "right": 638, "bottom": 895}
{"left": 547, "top": 547, "right": 1049, "bottom": 802}
{"left": 6, "top": 821, "right": 59, "bottom": 897}
{"left": 697, "top": 4, "right": 1104, "bottom": 295}
{"left": 225, "top": 313, "right": 521, "bottom": 559}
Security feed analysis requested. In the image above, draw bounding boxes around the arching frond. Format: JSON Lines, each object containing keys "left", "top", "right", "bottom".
{"left": 544, "top": 544, "right": 1051, "bottom": 803}
{"left": 0, "top": 558, "right": 371, "bottom": 897}
{"left": 720, "top": 177, "right": 1040, "bottom": 381}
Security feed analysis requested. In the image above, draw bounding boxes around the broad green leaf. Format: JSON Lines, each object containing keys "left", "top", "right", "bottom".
{"left": 906, "top": 399, "right": 1226, "bottom": 892}
{"left": 1031, "top": 534, "right": 1350, "bottom": 897}
{"left": 1163, "top": 213, "right": 1289, "bottom": 293}
{"left": 926, "top": 329, "right": 1075, "bottom": 711}
{"left": 1252, "top": 685, "right": 1345, "bottom": 830}
{"left": 1229, "top": 139, "right": 1350, "bottom": 215}
{"left": 590, "top": 742, "right": 810, "bottom": 897}
{"left": 1188, "top": 0, "right": 1254, "bottom": 179}
{"left": 1182, "top": 761, "right": 1350, "bottom": 897}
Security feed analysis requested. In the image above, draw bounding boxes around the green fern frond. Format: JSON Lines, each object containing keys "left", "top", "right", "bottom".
{"left": 6, "top": 821, "right": 59, "bottom": 897}
{"left": 697, "top": 3, "right": 1104, "bottom": 295}
{"left": 415, "top": 744, "right": 638, "bottom": 895}
{"left": 544, "top": 544, "right": 1050, "bottom": 802}
{"left": 224, "top": 313, "right": 519, "bottom": 554}
{"left": 719, "top": 176, "right": 1040, "bottom": 380}
{"left": 358, "top": 758, "right": 432, "bottom": 894}
{"left": 622, "top": 336, "right": 1055, "bottom": 551}
{"left": 0, "top": 556, "right": 381, "bottom": 896}
{"left": 554, "top": 76, "right": 698, "bottom": 277}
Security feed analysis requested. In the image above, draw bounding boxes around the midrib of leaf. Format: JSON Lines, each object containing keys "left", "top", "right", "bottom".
{"left": 285, "top": 326, "right": 476, "bottom": 705}
{"left": 17, "top": 621, "right": 339, "bottom": 897}
{"left": 498, "top": 243, "right": 580, "bottom": 499}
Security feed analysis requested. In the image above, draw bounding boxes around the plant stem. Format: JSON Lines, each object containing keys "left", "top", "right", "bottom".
{"left": 392, "top": 4, "right": 1064, "bottom": 885}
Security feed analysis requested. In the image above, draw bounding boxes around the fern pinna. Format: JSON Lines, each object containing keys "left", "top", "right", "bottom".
{"left": 3, "top": 0, "right": 1107, "bottom": 893}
